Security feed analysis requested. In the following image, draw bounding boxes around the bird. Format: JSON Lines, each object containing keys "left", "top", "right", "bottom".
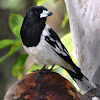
{"left": 20, "top": 6, "right": 96, "bottom": 94}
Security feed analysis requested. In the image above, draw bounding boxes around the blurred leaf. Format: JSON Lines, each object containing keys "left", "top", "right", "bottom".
{"left": 1, "top": 0, "right": 26, "bottom": 12}
{"left": 53, "top": 65, "right": 74, "bottom": 84}
{"left": 37, "top": 0, "right": 47, "bottom": 6}
{"left": 54, "top": 0, "right": 59, "bottom": 2}
{"left": 61, "top": 13, "right": 69, "bottom": 28}
{"left": 13, "top": 25, "right": 21, "bottom": 38}
{"left": 0, "top": 39, "right": 18, "bottom": 49}
{"left": 9, "top": 14, "right": 23, "bottom": 39}
{"left": 12, "top": 54, "right": 28, "bottom": 79}
{"left": 61, "top": 33, "right": 77, "bottom": 64}
{"left": 0, "top": 41, "right": 22, "bottom": 63}
{"left": 27, "top": 63, "right": 41, "bottom": 74}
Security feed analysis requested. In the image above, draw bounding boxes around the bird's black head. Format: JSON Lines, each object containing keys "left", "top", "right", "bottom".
{"left": 20, "top": 6, "right": 53, "bottom": 47}
{"left": 26, "top": 6, "right": 53, "bottom": 24}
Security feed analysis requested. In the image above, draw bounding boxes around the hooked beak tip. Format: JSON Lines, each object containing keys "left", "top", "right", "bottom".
{"left": 48, "top": 12, "right": 53, "bottom": 16}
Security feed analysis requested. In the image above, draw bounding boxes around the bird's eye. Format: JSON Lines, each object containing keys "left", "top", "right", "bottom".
{"left": 35, "top": 11, "right": 38, "bottom": 14}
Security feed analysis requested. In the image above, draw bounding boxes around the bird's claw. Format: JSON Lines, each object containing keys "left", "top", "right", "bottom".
{"left": 40, "top": 65, "right": 55, "bottom": 73}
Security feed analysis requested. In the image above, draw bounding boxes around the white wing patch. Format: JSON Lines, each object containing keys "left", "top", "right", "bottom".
{"left": 49, "top": 37, "right": 55, "bottom": 42}
{"left": 64, "top": 48, "right": 70, "bottom": 57}
{"left": 41, "top": 25, "right": 50, "bottom": 39}
{"left": 53, "top": 42, "right": 67, "bottom": 56}
{"left": 61, "top": 51, "right": 67, "bottom": 56}
{"left": 56, "top": 40, "right": 63, "bottom": 50}
{"left": 53, "top": 45, "right": 61, "bottom": 54}
{"left": 42, "top": 24, "right": 69, "bottom": 57}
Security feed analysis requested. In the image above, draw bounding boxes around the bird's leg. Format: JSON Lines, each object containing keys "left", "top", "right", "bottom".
{"left": 41, "top": 64, "right": 46, "bottom": 71}
{"left": 49, "top": 64, "right": 55, "bottom": 71}
{"left": 40, "top": 65, "right": 55, "bottom": 74}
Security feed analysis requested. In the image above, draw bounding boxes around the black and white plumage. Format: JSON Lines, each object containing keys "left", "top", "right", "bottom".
{"left": 20, "top": 6, "right": 96, "bottom": 93}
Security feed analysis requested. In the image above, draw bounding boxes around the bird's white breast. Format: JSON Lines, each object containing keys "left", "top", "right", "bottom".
{"left": 23, "top": 38, "right": 65, "bottom": 67}
{"left": 23, "top": 25, "right": 67, "bottom": 67}
{"left": 23, "top": 25, "right": 74, "bottom": 73}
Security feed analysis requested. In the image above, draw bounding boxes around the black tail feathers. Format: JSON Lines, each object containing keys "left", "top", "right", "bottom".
{"left": 62, "top": 64, "right": 96, "bottom": 94}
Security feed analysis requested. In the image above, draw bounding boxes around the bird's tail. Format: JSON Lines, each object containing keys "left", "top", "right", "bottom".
{"left": 63, "top": 63, "right": 96, "bottom": 94}
{"left": 74, "top": 75, "right": 96, "bottom": 94}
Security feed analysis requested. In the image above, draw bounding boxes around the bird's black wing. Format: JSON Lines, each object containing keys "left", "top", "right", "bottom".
{"left": 44, "top": 28, "right": 73, "bottom": 65}
{"left": 44, "top": 28, "right": 82, "bottom": 79}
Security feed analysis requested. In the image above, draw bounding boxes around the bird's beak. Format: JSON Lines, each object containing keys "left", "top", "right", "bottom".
{"left": 40, "top": 10, "right": 53, "bottom": 18}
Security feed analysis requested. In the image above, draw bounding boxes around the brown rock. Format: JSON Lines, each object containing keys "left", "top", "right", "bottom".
{"left": 4, "top": 70, "right": 81, "bottom": 100}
